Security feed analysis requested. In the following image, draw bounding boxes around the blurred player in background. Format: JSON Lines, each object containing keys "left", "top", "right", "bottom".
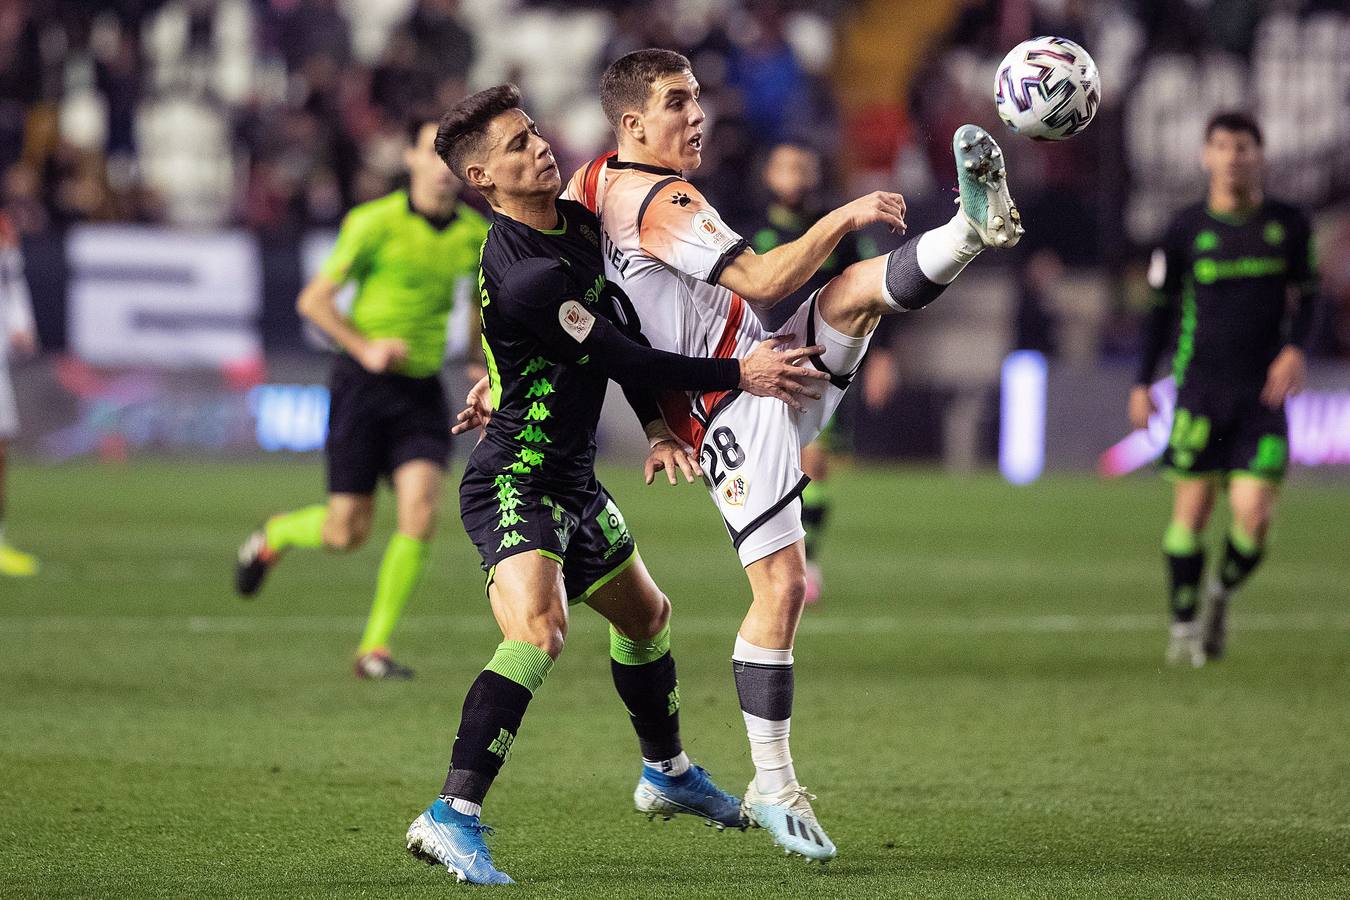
{"left": 1131, "top": 111, "right": 1318, "bottom": 667}
{"left": 571, "top": 48, "right": 1022, "bottom": 861}
{"left": 0, "top": 212, "right": 39, "bottom": 577}
{"left": 234, "top": 116, "right": 489, "bottom": 679}
{"left": 404, "top": 85, "right": 828, "bottom": 884}
{"left": 741, "top": 141, "right": 897, "bottom": 604}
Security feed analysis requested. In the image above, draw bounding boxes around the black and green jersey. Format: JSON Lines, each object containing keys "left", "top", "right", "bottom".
{"left": 471, "top": 199, "right": 737, "bottom": 495}
{"left": 321, "top": 190, "right": 489, "bottom": 377}
{"left": 1138, "top": 199, "right": 1317, "bottom": 388}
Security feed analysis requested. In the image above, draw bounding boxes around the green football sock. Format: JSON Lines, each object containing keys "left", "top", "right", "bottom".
{"left": 357, "top": 533, "right": 429, "bottom": 655}
{"left": 264, "top": 505, "right": 327, "bottom": 552}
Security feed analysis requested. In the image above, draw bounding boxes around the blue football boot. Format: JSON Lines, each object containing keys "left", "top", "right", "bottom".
{"left": 634, "top": 764, "right": 745, "bottom": 829}
{"left": 406, "top": 799, "right": 514, "bottom": 885}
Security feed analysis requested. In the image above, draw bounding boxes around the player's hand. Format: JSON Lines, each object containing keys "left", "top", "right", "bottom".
{"left": 644, "top": 439, "right": 702, "bottom": 486}
{"left": 832, "top": 191, "right": 907, "bottom": 235}
{"left": 1128, "top": 384, "right": 1156, "bottom": 431}
{"left": 357, "top": 338, "right": 409, "bottom": 373}
{"left": 8, "top": 329, "right": 37, "bottom": 359}
{"left": 1262, "top": 346, "right": 1306, "bottom": 408}
{"left": 738, "top": 335, "right": 830, "bottom": 413}
{"left": 451, "top": 374, "right": 493, "bottom": 435}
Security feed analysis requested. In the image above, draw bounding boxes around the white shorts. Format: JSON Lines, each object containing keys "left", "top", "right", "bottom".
{"left": 697, "top": 291, "right": 871, "bottom": 567}
{"left": 0, "top": 359, "right": 16, "bottom": 440}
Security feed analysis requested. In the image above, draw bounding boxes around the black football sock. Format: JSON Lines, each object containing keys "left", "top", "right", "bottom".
{"left": 1219, "top": 525, "right": 1264, "bottom": 591}
{"left": 1163, "top": 521, "right": 1203, "bottom": 623}
{"left": 440, "top": 640, "right": 553, "bottom": 809}
{"left": 609, "top": 625, "right": 684, "bottom": 769}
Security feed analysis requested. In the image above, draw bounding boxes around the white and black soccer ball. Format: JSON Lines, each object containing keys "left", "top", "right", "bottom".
{"left": 994, "top": 36, "right": 1100, "bottom": 141}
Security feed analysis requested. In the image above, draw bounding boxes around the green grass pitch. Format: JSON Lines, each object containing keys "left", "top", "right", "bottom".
{"left": 3, "top": 460, "right": 1349, "bottom": 898}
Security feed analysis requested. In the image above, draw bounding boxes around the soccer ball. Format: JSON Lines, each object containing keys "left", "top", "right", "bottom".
{"left": 994, "top": 36, "right": 1100, "bottom": 141}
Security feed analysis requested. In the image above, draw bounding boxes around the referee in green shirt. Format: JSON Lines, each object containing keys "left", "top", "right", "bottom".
{"left": 236, "top": 116, "right": 489, "bottom": 679}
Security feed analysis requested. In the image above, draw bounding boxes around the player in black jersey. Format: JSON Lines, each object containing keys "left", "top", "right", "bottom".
{"left": 739, "top": 141, "right": 896, "bottom": 604}
{"left": 403, "top": 85, "right": 831, "bottom": 884}
{"left": 1130, "top": 111, "right": 1317, "bottom": 667}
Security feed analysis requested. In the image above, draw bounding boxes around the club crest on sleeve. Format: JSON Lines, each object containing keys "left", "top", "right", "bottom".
{"left": 692, "top": 211, "right": 739, "bottom": 254}
{"left": 558, "top": 299, "right": 596, "bottom": 343}
{"left": 721, "top": 475, "right": 748, "bottom": 507}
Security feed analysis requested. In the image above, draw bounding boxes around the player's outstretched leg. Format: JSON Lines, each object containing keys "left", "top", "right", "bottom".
{"left": 586, "top": 554, "right": 743, "bottom": 829}
{"left": 812, "top": 124, "right": 1021, "bottom": 346}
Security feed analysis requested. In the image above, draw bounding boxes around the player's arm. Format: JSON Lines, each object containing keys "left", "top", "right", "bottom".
{"left": 1130, "top": 224, "right": 1184, "bottom": 428}
{"left": 716, "top": 192, "right": 907, "bottom": 308}
{"left": 306, "top": 207, "right": 407, "bottom": 373}
{"left": 502, "top": 259, "right": 830, "bottom": 407}
{"left": 1, "top": 230, "right": 38, "bottom": 357}
{"left": 295, "top": 273, "right": 407, "bottom": 373}
{"left": 1263, "top": 213, "right": 1320, "bottom": 407}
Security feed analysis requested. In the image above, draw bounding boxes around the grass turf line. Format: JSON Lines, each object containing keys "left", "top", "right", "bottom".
{"left": 2, "top": 461, "right": 1348, "bottom": 898}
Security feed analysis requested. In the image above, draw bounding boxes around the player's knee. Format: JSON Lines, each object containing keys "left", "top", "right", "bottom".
{"left": 400, "top": 500, "right": 438, "bottom": 541}
{"left": 765, "top": 573, "right": 808, "bottom": 618}
{"left": 325, "top": 515, "right": 371, "bottom": 552}
{"left": 631, "top": 593, "right": 671, "bottom": 641}
{"left": 518, "top": 615, "right": 567, "bottom": 659}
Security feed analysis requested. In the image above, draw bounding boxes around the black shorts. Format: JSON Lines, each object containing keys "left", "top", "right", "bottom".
{"left": 1162, "top": 379, "right": 1288, "bottom": 482}
{"left": 326, "top": 354, "right": 450, "bottom": 495}
{"left": 460, "top": 463, "right": 637, "bottom": 604}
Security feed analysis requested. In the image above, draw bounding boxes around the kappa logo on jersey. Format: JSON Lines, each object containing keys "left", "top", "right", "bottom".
{"left": 721, "top": 475, "right": 748, "bottom": 507}
{"left": 692, "top": 210, "right": 740, "bottom": 255}
{"left": 558, "top": 299, "right": 596, "bottom": 343}
{"left": 670, "top": 192, "right": 691, "bottom": 207}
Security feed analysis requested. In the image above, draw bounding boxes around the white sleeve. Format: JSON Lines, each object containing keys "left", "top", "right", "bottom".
{"left": 1, "top": 244, "right": 35, "bottom": 336}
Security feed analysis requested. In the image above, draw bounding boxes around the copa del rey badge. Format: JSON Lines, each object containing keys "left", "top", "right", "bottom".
{"left": 721, "top": 475, "right": 748, "bottom": 506}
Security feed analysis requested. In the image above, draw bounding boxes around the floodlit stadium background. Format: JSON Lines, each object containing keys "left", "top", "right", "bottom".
{"left": 5, "top": 0, "right": 1350, "bottom": 475}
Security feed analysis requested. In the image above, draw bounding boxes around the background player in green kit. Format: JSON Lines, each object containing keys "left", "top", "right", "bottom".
{"left": 235, "top": 116, "right": 489, "bottom": 679}
{"left": 1130, "top": 111, "right": 1318, "bottom": 667}
{"left": 739, "top": 141, "right": 889, "bottom": 604}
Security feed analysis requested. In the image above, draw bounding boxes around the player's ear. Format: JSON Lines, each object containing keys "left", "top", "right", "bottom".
{"left": 620, "top": 110, "right": 645, "bottom": 143}
{"left": 465, "top": 162, "right": 492, "bottom": 192}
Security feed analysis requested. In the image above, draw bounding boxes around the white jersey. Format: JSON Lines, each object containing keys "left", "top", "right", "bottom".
{"left": 565, "top": 153, "right": 762, "bottom": 446}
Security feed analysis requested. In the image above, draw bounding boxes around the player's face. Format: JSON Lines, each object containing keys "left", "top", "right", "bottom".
{"left": 406, "top": 122, "right": 457, "bottom": 196}
{"left": 640, "top": 71, "right": 704, "bottom": 171}
{"left": 478, "top": 109, "right": 561, "bottom": 200}
{"left": 763, "top": 144, "right": 820, "bottom": 207}
{"left": 1203, "top": 128, "right": 1263, "bottom": 195}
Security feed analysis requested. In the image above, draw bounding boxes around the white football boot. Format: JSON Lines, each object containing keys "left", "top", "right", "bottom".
{"left": 743, "top": 781, "right": 837, "bottom": 862}
{"left": 952, "top": 124, "right": 1023, "bottom": 249}
{"left": 1166, "top": 620, "right": 1206, "bottom": 668}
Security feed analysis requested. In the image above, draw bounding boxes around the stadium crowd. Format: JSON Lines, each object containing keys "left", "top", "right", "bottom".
{"left": 2, "top": 0, "right": 1348, "bottom": 353}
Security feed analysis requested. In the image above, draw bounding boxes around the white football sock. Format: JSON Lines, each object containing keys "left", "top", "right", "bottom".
{"left": 732, "top": 635, "right": 796, "bottom": 794}
{"left": 915, "top": 213, "right": 983, "bottom": 284}
{"left": 643, "top": 751, "right": 691, "bottom": 777}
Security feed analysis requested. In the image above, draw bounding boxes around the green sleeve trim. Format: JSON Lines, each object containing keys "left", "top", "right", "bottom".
{"left": 573, "top": 548, "right": 638, "bottom": 605}
{"left": 610, "top": 622, "right": 671, "bottom": 666}
{"left": 484, "top": 639, "right": 554, "bottom": 694}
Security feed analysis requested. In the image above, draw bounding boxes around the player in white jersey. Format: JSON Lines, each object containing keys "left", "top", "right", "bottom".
{"left": 566, "top": 49, "right": 1023, "bottom": 861}
{"left": 0, "top": 212, "right": 39, "bottom": 576}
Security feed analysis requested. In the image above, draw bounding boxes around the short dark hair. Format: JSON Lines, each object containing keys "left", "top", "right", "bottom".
{"left": 435, "top": 84, "right": 523, "bottom": 181}
{"left": 406, "top": 112, "right": 440, "bottom": 147}
{"left": 1206, "top": 111, "right": 1263, "bottom": 146}
{"left": 599, "top": 48, "right": 692, "bottom": 128}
